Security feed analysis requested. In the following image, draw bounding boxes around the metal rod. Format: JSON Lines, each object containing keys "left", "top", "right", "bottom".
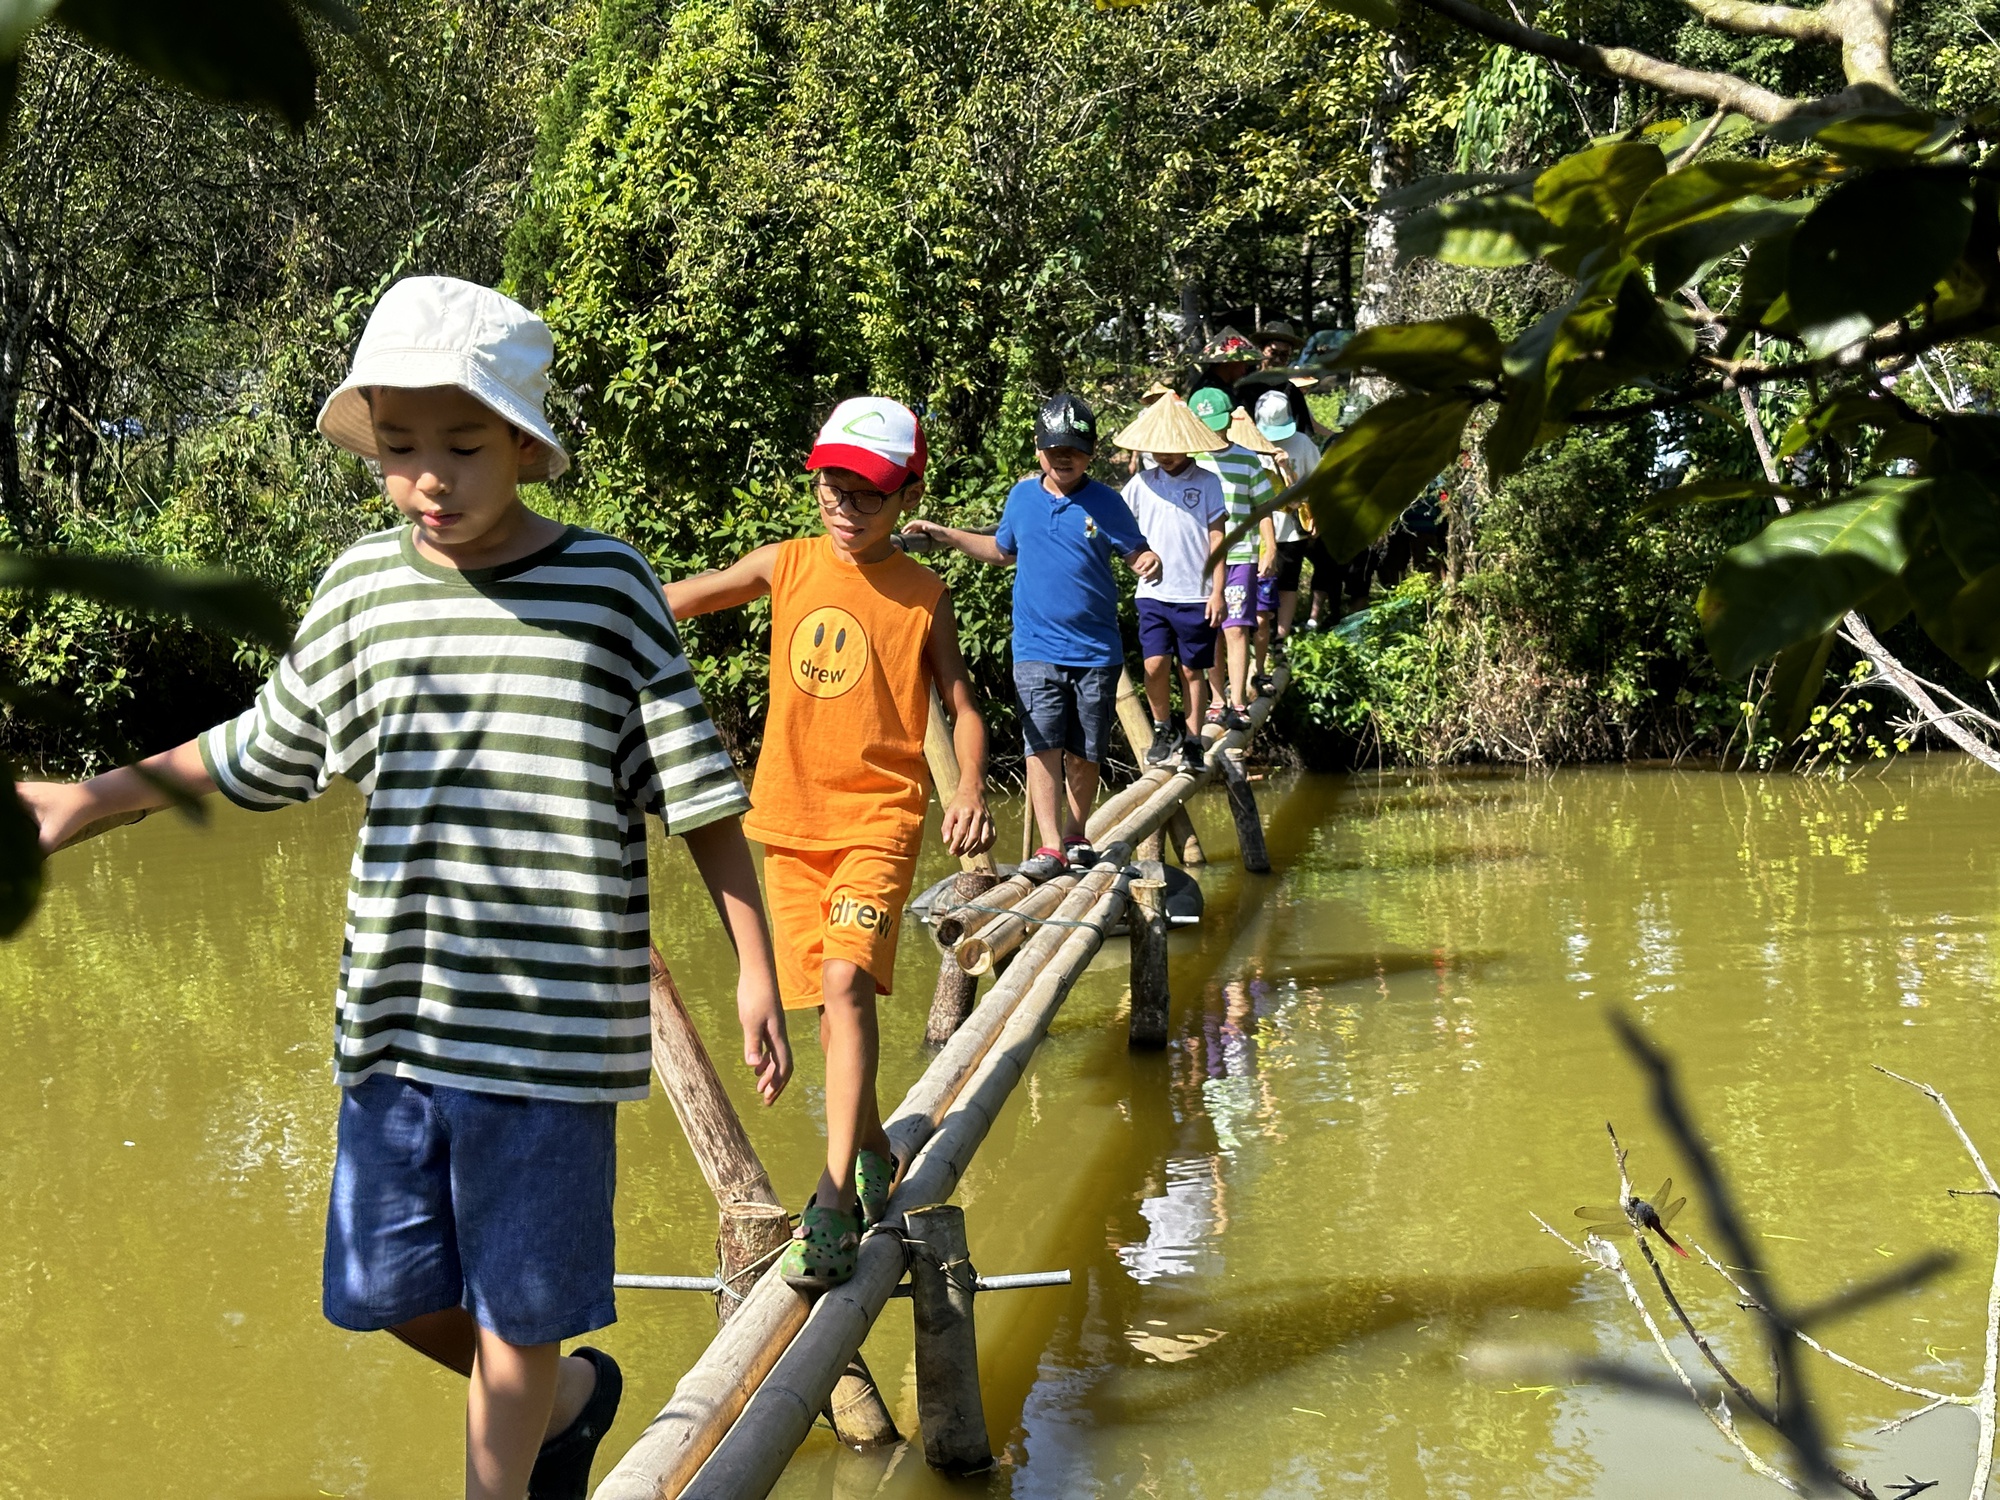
{"left": 616, "top": 1269, "right": 1073, "bottom": 1295}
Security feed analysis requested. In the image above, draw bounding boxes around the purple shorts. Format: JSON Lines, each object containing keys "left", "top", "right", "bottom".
{"left": 1257, "top": 572, "right": 1277, "bottom": 616}
{"left": 1221, "top": 563, "right": 1259, "bottom": 631}
{"left": 1137, "top": 596, "right": 1217, "bottom": 669}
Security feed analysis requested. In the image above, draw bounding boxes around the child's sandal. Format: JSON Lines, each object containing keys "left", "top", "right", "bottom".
{"left": 779, "top": 1196, "right": 861, "bottom": 1291}
{"left": 855, "top": 1147, "right": 898, "bottom": 1228}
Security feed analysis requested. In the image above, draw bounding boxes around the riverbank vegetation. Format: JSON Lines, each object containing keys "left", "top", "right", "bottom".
{"left": 5, "top": 0, "right": 2000, "bottom": 780}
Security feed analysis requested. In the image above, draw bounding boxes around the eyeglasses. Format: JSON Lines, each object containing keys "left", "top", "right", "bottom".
{"left": 815, "top": 476, "right": 894, "bottom": 515}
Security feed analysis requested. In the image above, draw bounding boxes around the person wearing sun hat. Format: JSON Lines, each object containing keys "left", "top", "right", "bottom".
{"left": 19, "top": 274, "right": 794, "bottom": 1499}
{"left": 1256, "top": 320, "right": 1303, "bottom": 370}
{"left": 1253, "top": 386, "right": 1321, "bottom": 672}
{"left": 667, "top": 394, "right": 995, "bottom": 1293}
{"left": 1116, "top": 394, "right": 1230, "bottom": 773}
{"left": 1187, "top": 386, "right": 1277, "bottom": 731}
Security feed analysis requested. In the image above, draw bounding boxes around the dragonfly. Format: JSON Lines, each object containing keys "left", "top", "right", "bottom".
{"left": 1575, "top": 1179, "right": 1690, "bottom": 1258}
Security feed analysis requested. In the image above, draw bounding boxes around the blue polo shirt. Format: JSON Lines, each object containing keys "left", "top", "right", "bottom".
{"left": 994, "top": 475, "right": 1148, "bottom": 667}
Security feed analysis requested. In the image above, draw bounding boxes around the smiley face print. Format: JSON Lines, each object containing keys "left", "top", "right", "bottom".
{"left": 788, "top": 605, "right": 871, "bottom": 699}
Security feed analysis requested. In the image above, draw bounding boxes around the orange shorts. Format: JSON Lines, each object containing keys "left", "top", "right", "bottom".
{"left": 761, "top": 843, "right": 923, "bottom": 1010}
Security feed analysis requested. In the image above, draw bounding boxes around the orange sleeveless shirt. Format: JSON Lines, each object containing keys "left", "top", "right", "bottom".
{"left": 743, "top": 535, "right": 946, "bottom": 853}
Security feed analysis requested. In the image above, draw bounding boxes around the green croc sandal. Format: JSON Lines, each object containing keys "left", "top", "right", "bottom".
{"left": 779, "top": 1196, "right": 861, "bottom": 1291}
{"left": 855, "top": 1148, "right": 897, "bottom": 1228}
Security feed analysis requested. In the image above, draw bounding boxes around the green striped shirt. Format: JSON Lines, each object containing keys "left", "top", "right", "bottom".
{"left": 1198, "top": 444, "right": 1277, "bottom": 564}
{"left": 199, "top": 525, "right": 750, "bottom": 1103}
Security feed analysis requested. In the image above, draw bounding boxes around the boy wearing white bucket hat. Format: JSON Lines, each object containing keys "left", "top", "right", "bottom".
{"left": 19, "top": 276, "right": 793, "bottom": 1500}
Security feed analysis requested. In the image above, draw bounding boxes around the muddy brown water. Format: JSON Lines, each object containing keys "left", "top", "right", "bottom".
{"left": 10, "top": 761, "right": 2000, "bottom": 1497}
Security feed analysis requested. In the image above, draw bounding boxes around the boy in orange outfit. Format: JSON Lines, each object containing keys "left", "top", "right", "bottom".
{"left": 666, "top": 396, "right": 995, "bottom": 1288}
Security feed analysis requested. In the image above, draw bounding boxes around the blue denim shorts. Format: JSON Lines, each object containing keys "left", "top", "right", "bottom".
{"left": 323, "top": 1073, "right": 618, "bottom": 1347}
{"left": 1013, "top": 659, "right": 1120, "bottom": 762}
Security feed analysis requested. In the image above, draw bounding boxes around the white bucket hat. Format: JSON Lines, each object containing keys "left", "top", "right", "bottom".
{"left": 316, "top": 276, "right": 570, "bottom": 483}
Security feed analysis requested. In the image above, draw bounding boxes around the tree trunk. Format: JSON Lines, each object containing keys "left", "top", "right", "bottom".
{"left": 0, "top": 221, "right": 37, "bottom": 545}
{"left": 1299, "top": 234, "right": 1315, "bottom": 330}
{"left": 1357, "top": 33, "right": 1418, "bottom": 401}
{"left": 1336, "top": 221, "right": 1356, "bottom": 329}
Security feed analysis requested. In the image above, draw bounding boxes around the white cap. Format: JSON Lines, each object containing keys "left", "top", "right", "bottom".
{"left": 1254, "top": 388, "right": 1298, "bottom": 442}
{"left": 805, "top": 396, "right": 928, "bottom": 492}
{"left": 316, "top": 276, "right": 570, "bottom": 482}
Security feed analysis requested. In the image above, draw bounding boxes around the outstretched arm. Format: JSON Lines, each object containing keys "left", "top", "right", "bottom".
{"left": 924, "top": 594, "right": 994, "bottom": 858}
{"left": 681, "top": 815, "right": 792, "bottom": 1106}
{"left": 665, "top": 544, "right": 782, "bottom": 620}
{"left": 901, "top": 518, "right": 1014, "bottom": 568}
{"left": 17, "top": 737, "right": 215, "bottom": 852}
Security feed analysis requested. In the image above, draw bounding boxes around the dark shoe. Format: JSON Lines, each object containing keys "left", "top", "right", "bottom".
{"left": 1144, "top": 722, "right": 1176, "bottom": 766}
{"left": 1218, "top": 703, "right": 1251, "bottom": 733}
{"left": 528, "top": 1347, "right": 624, "bottom": 1500}
{"left": 1179, "top": 735, "right": 1208, "bottom": 774}
{"left": 1020, "top": 847, "right": 1068, "bottom": 882}
{"left": 1063, "top": 839, "right": 1099, "bottom": 871}
{"left": 1251, "top": 672, "right": 1277, "bottom": 698}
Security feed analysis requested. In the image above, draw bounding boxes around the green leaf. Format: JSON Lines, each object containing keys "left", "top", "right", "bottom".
{"left": 1328, "top": 314, "right": 1502, "bottom": 392}
{"left": 1396, "top": 194, "right": 1556, "bottom": 268}
{"left": 0, "top": 551, "right": 290, "bottom": 647}
{"left": 1811, "top": 110, "right": 1958, "bottom": 167}
{"left": 1768, "top": 628, "right": 1836, "bottom": 741}
{"left": 1375, "top": 170, "right": 1534, "bottom": 214}
{"left": 1624, "top": 159, "right": 1828, "bottom": 248}
{"left": 1776, "top": 388, "right": 1903, "bottom": 458}
{"left": 1641, "top": 475, "right": 1802, "bottom": 514}
{"left": 0, "top": 0, "right": 57, "bottom": 55}
{"left": 1699, "top": 478, "right": 1921, "bottom": 676}
{"left": 0, "top": 772, "right": 41, "bottom": 937}
{"left": 1787, "top": 169, "right": 1975, "bottom": 359}
{"left": 52, "top": 0, "right": 320, "bottom": 128}
{"left": 1482, "top": 372, "right": 1549, "bottom": 485}
{"left": 1291, "top": 393, "right": 1474, "bottom": 562}
{"left": 1313, "top": 0, "right": 1398, "bottom": 28}
{"left": 1927, "top": 470, "right": 2000, "bottom": 578}
{"left": 1647, "top": 199, "right": 1811, "bottom": 294}
{"left": 1533, "top": 142, "right": 1666, "bottom": 275}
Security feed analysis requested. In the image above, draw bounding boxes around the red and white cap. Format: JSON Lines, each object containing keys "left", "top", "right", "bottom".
{"left": 806, "top": 396, "right": 927, "bottom": 493}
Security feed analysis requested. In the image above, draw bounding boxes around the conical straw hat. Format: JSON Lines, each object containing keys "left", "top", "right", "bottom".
{"left": 1140, "top": 379, "right": 1176, "bottom": 403}
{"left": 1227, "top": 405, "right": 1284, "bottom": 456}
{"left": 1112, "top": 392, "right": 1227, "bottom": 454}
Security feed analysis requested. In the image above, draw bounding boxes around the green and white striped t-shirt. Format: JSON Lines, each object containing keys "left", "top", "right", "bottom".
{"left": 1197, "top": 444, "right": 1277, "bottom": 565}
{"left": 199, "top": 525, "right": 750, "bottom": 1104}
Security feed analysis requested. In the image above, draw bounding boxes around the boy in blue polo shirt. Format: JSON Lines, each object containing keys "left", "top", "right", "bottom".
{"left": 906, "top": 393, "right": 1159, "bottom": 871}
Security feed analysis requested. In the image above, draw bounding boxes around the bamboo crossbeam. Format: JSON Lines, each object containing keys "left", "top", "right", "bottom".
{"left": 677, "top": 879, "right": 1133, "bottom": 1500}
{"left": 954, "top": 874, "right": 1076, "bottom": 975}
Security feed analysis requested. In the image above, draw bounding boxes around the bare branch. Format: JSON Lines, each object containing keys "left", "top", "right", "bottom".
{"left": 1678, "top": 0, "right": 1898, "bottom": 92}
{"left": 1406, "top": 0, "right": 1805, "bottom": 121}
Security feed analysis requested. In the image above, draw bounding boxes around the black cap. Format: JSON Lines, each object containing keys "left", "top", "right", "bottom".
{"left": 1034, "top": 392, "right": 1097, "bottom": 455}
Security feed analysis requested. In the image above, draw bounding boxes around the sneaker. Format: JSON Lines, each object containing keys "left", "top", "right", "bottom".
{"left": 1063, "top": 839, "right": 1099, "bottom": 870}
{"left": 1251, "top": 672, "right": 1277, "bottom": 698}
{"left": 779, "top": 1196, "right": 861, "bottom": 1292}
{"left": 1180, "top": 735, "right": 1207, "bottom": 774}
{"left": 1204, "top": 704, "right": 1226, "bottom": 728}
{"left": 855, "top": 1147, "right": 897, "bottom": 1228}
{"left": 1218, "top": 703, "right": 1251, "bottom": 733}
{"left": 527, "top": 1347, "right": 624, "bottom": 1500}
{"left": 1144, "top": 722, "right": 1177, "bottom": 766}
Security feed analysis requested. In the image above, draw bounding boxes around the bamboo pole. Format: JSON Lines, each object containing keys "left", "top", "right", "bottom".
{"left": 676, "top": 880, "right": 1131, "bottom": 1500}
{"left": 953, "top": 874, "right": 1075, "bottom": 976}
{"left": 905, "top": 1204, "right": 991, "bottom": 1473}
{"left": 1127, "top": 878, "right": 1170, "bottom": 1048}
{"left": 647, "top": 952, "right": 791, "bottom": 1321}
{"left": 925, "top": 869, "right": 998, "bottom": 1043}
{"left": 1216, "top": 752, "right": 1271, "bottom": 875}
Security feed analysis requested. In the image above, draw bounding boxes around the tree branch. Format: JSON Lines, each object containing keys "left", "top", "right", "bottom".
{"left": 1407, "top": 0, "right": 1806, "bottom": 122}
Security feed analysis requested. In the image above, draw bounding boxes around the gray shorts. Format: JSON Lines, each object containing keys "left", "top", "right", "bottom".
{"left": 1013, "top": 660, "right": 1120, "bottom": 763}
